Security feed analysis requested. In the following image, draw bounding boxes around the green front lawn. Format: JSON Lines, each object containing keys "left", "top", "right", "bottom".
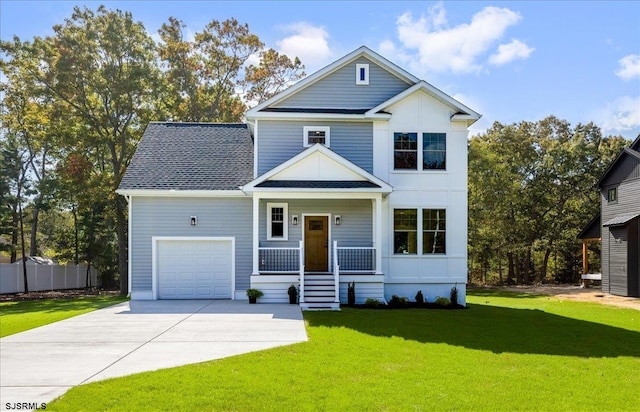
{"left": 0, "top": 295, "right": 127, "bottom": 337}
{"left": 49, "top": 290, "right": 640, "bottom": 411}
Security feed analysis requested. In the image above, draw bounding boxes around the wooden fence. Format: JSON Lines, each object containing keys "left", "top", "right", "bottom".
{"left": 0, "top": 262, "right": 100, "bottom": 294}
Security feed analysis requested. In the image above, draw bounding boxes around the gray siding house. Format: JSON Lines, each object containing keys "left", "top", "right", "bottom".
{"left": 117, "top": 46, "right": 481, "bottom": 308}
{"left": 598, "top": 135, "right": 640, "bottom": 297}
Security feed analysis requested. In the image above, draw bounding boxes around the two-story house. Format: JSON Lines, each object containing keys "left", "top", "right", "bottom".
{"left": 597, "top": 135, "right": 640, "bottom": 297}
{"left": 117, "top": 46, "right": 481, "bottom": 308}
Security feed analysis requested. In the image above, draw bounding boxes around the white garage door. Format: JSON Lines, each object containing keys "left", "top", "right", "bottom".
{"left": 157, "top": 239, "right": 233, "bottom": 299}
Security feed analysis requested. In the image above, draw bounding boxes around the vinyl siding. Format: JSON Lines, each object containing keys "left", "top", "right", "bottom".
{"left": 258, "top": 120, "right": 373, "bottom": 174}
{"left": 259, "top": 199, "right": 373, "bottom": 268}
{"left": 130, "top": 196, "right": 253, "bottom": 293}
{"left": 273, "top": 57, "right": 412, "bottom": 109}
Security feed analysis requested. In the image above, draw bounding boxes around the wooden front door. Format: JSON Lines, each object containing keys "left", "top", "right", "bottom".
{"left": 304, "top": 216, "right": 329, "bottom": 271}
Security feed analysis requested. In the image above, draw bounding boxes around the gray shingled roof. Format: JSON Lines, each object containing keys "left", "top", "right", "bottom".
{"left": 256, "top": 180, "right": 380, "bottom": 189}
{"left": 602, "top": 213, "right": 640, "bottom": 227}
{"left": 118, "top": 122, "right": 254, "bottom": 191}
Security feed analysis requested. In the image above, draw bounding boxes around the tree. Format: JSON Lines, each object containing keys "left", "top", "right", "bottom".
{"left": 243, "top": 48, "right": 305, "bottom": 104}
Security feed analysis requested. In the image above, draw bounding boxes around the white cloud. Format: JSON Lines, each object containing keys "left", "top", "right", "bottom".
{"left": 594, "top": 95, "right": 640, "bottom": 133}
{"left": 615, "top": 54, "right": 640, "bottom": 80}
{"left": 489, "top": 39, "right": 535, "bottom": 66}
{"left": 386, "top": 2, "right": 532, "bottom": 74}
{"left": 277, "top": 22, "right": 332, "bottom": 70}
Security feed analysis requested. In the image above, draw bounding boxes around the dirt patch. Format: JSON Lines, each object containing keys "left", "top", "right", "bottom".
{"left": 0, "top": 287, "right": 121, "bottom": 302}
{"left": 481, "top": 284, "right": 640, "bottom": 311}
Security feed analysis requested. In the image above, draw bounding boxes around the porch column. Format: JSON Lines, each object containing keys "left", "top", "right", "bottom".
{"left": 252, "top": 194, "right": 260, "bottom": 275}
{"left": 374, "top": 194, "right": 383, "bottom": 274}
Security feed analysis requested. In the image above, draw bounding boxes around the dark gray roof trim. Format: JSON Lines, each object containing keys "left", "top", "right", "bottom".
{"left": 118, "top": 122, "right": 254, "bottom": 191}
{"left": 602, "top": 213, "right": 640, "bottom": 227}
{"left": 255, "top": 180, "right": 381, "bottom": 189}
{"left": 577, "top": 214, "right": 601, "bottom": 239}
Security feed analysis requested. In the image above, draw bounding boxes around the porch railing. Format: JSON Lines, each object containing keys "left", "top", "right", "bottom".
{"left": 258, "top": 246, "right": 300, "bottom": 273}
{"left": 335, "top": 246, "right": 376, "bottom": 272}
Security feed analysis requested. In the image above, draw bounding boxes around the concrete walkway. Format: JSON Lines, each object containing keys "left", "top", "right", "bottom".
{"left": 0, "top": 300, "right": 307, "bottom": 409}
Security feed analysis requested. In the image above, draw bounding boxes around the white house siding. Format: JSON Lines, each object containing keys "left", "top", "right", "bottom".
{"left": 257, "top": 120, "right": 373, "bottom": 175}
{"left": 273, "top": 57, "right": 411, "bottom": 109}
{"left": 130, "top": 196, "right": 252, "bottom": 299}
{"left": 374, "top": 90, "right": 469, "bottom": 303}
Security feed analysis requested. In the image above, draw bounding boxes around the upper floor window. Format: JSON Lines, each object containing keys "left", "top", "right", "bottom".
{"left": 394, "top": 132, "right": 418, "bottom": 169}
{"left": 356, "top": 63, "right": 369, "bottom": 85}
{"left": 303, "top": 126, "right": 330, "bottom": 147}
{"left": 267, "top": 203, "right": 288, "bottom": 240}
{"left": 608, "top": 188, "right": 617, "bottom": 204}
{"left": 423, "top": 133, "right": 446, "bottom": 170}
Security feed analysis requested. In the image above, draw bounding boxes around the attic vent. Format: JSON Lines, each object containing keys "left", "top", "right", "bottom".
{"left": 356, "top": 63, "right": 369, "bottom": 85}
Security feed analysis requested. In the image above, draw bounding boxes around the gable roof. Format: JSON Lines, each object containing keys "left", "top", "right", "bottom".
{"left": 242, "top": 143, "right": 392, "bottom": 194}
{"left": 597, "top": 134, "right": 640, "bottom": 187}
{"left": 365, "top": 81, "right": 481, "bottom": 124}
{"left": 117, "top": 122, "right": 253, "bottom": 192}
{"left": 246, "top": 46, "right": 419, "bottom": 118}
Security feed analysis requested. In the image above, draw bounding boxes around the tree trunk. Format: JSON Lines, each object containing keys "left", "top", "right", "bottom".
{"left": 10, "top": 208, "right": 18, "bottom": 263}
{"left": 507, "top": 251, "right": 515, "bottom": 283}
{"left": 538, "top": 248, "right": 552, "bottom": 283}
{"left": 116, "top": 196, "right": 128, "bottom": 296}
{"left": 29, "top": 205, "right": 40, "bottom": 256}
{"left": 18, "top": 198, "right": 28, "bottom": 293}
{"left": 498, "top": 247, "right": 503, "bottom": 284}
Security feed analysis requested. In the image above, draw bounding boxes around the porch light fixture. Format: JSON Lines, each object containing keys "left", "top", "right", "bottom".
{"left": 335, "top": 215, "right": 341, "bottom": 225}
{"left": 190, "top": 216, "right": 197, "bottom": 226}
{"left": 291, "top": 215, "right": 299, "bottom": 225}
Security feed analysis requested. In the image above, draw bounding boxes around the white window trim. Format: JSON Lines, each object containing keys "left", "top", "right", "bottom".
{"left": 391, "top": 207, "right": 448, "bottom": 256}
{"left": 303, "top": 126, "right": 330, "bottom": 148}
{"left": 392, "top": 131, "right": 447, "bottom": 172}
{"left": 267, "top": 202, "right": 288, "bottom": 241}
{"left": 356, "top": 63, "right": 369, "bottom": 85}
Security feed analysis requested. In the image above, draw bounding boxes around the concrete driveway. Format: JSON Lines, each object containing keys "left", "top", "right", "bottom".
{"left": 0, "top": 300, "right": 307, "bottom": 409}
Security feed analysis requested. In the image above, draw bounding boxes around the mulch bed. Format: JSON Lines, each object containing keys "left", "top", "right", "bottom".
{"left": 0, "top": 287, "right": 121, "bottom": 302}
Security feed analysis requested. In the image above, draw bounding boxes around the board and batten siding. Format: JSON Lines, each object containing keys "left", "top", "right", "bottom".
{"left": 130, "top": 196, "right": 252, "bottom": 296}
{"left": 273, "top": 57, "right": 412, "bottom": 109}
{"left": 257, "top": 120, "right": 373, "bottom": 175}
{"left": 259, "top": 199, "right": 373, "bottom": 249}
{"left": 600, "top": 157, "right": 640, "bottom": 296}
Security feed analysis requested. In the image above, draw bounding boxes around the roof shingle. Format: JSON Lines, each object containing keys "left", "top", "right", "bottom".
{"left": 118, "top": 122, "right": 254, "bottom": 191}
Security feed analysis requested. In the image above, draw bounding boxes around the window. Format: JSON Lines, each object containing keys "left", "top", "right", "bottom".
{"left": 355, "top": 63, "right": 369, "bottom": 85}
{"left": 423, "top": 133, "right": 446, "bottom": 170}
{"left": 267, "top": 203, "right": 288, "bottom": 240}
{"left": 423, "top": 209, "right": 446, "bottom": 254}
{"left": 394, "top": 133, "right": 418, "bottom": 169}
{"left": 303, "top": 126, "right": 330, "bottom": 147}
{"left": 608, "top": 188, "right": 617, "bottom": 204}
{"left": 394, "top": 209, "right": 417, "bottom": 254}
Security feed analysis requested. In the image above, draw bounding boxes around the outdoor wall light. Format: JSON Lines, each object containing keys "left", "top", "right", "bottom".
{"left": 292, "top": 215, "right": 299, "bottom": 225}
{"left": 190, "top": 216, "right": 197, "bottom": 226}
{"left": 335, "top": 215, "right": 341, "bottom": 225}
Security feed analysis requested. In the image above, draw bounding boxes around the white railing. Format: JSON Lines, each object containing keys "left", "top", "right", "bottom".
{"left": 258, "top": 246, "right": 300, "bottom": 273}
{"left": 299, "top": 241, "right": 305, "bottom": 303}
{"left": 335, "top": 246, "right": 376, "bottom": 272}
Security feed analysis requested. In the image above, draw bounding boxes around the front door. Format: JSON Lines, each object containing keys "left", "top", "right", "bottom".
{"left": 304, "top": 216, "right": 329, "bottom": 271}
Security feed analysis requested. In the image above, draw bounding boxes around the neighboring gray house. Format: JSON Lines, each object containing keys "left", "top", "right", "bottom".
{"left": 598, "top": 135, "right": 640, "bottom": 297}
{"left": 117, "top": 46, "right": 481, "bottom": 308}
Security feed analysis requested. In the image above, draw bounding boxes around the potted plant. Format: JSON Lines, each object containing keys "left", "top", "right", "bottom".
{"left": 246, "top": 288, "right": 263, "bottom": 304}
{"left": 288, "top": 284, "right": 298, "bottom": 304}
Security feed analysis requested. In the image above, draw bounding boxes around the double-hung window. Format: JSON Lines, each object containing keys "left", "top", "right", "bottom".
{"left": 394, "top": 209, "right": 417, "bottom": 254}
{"left": 267, "top": 203, "right": 288, "bottom": 240}
{"left": 394, "top": 132, "right": 418, "bottom": 169}
{"left": 423, "top": 133, "right": 446, "bottom": 170}
{"left": 423, "top": 209, "right": 446, "bottom": 254}
{"left": 303, "top": 126, "right": 330, "bottom": 147}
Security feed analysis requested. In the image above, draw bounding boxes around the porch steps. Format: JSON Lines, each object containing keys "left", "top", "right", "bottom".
{"left": 300, "top": 273, "right": 340, "bottom": 311}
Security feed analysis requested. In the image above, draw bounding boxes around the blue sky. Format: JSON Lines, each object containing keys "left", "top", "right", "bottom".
{"left": 2, "top": 1, "right": 639, "bottom": 138}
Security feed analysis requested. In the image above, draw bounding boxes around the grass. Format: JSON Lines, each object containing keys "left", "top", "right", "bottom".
{"left": 0, "top": 295, "right": 128, "bottom": 337}
{"left": 47, "top": 290, "right": 640, "bottom": 411}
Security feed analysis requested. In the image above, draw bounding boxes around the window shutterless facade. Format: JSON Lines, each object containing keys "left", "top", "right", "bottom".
{"left": 394, "top": 209, "right": 417, "bottom": 254}
{"left": 423, "top": 209, "right": 446, "bottom": 254}
{"left": 394, "top": 132, "right": 446, "bottom": 171}
{"left": 303, "top": 126, "right": 330, "bottom": 147}
{"left": 423, "top": 133, "right": 446, "bottom": 170}
{"left": 394, "top": 208, "right": 447, "bottom": 255}
{"left": 267, "top": 203, "right": 288, "bottom": 240}
{"left": 608, "top": 187, "right": 617, "bottom": 204}
{"left": 394, "top": 132, "right": 418, "bottom": 169}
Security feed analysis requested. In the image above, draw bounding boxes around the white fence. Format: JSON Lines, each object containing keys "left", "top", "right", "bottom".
{"left": 0, "top": 262, "right": 100, "bottom": 294}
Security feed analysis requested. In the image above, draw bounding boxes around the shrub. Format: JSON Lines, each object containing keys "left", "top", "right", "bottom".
{"left": 246, "top": 288, "right": 264, "bottom": 299}
{"left": 364, "top": 298, "right": 381, "bottom": 307}
{"left": 347, "top": 282, "right": 356, "bottom": 306}
{"left": 389, "top": 295, "right": 409, "bottom": 308}
{"left": 434, "top": 296, "right": 451, "bottom": 307}
{"left": 415, "top": 290, "right": 424, "bottom": 304}
{"left": 450, "top": 286, "right": 458, "bottom": 306}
